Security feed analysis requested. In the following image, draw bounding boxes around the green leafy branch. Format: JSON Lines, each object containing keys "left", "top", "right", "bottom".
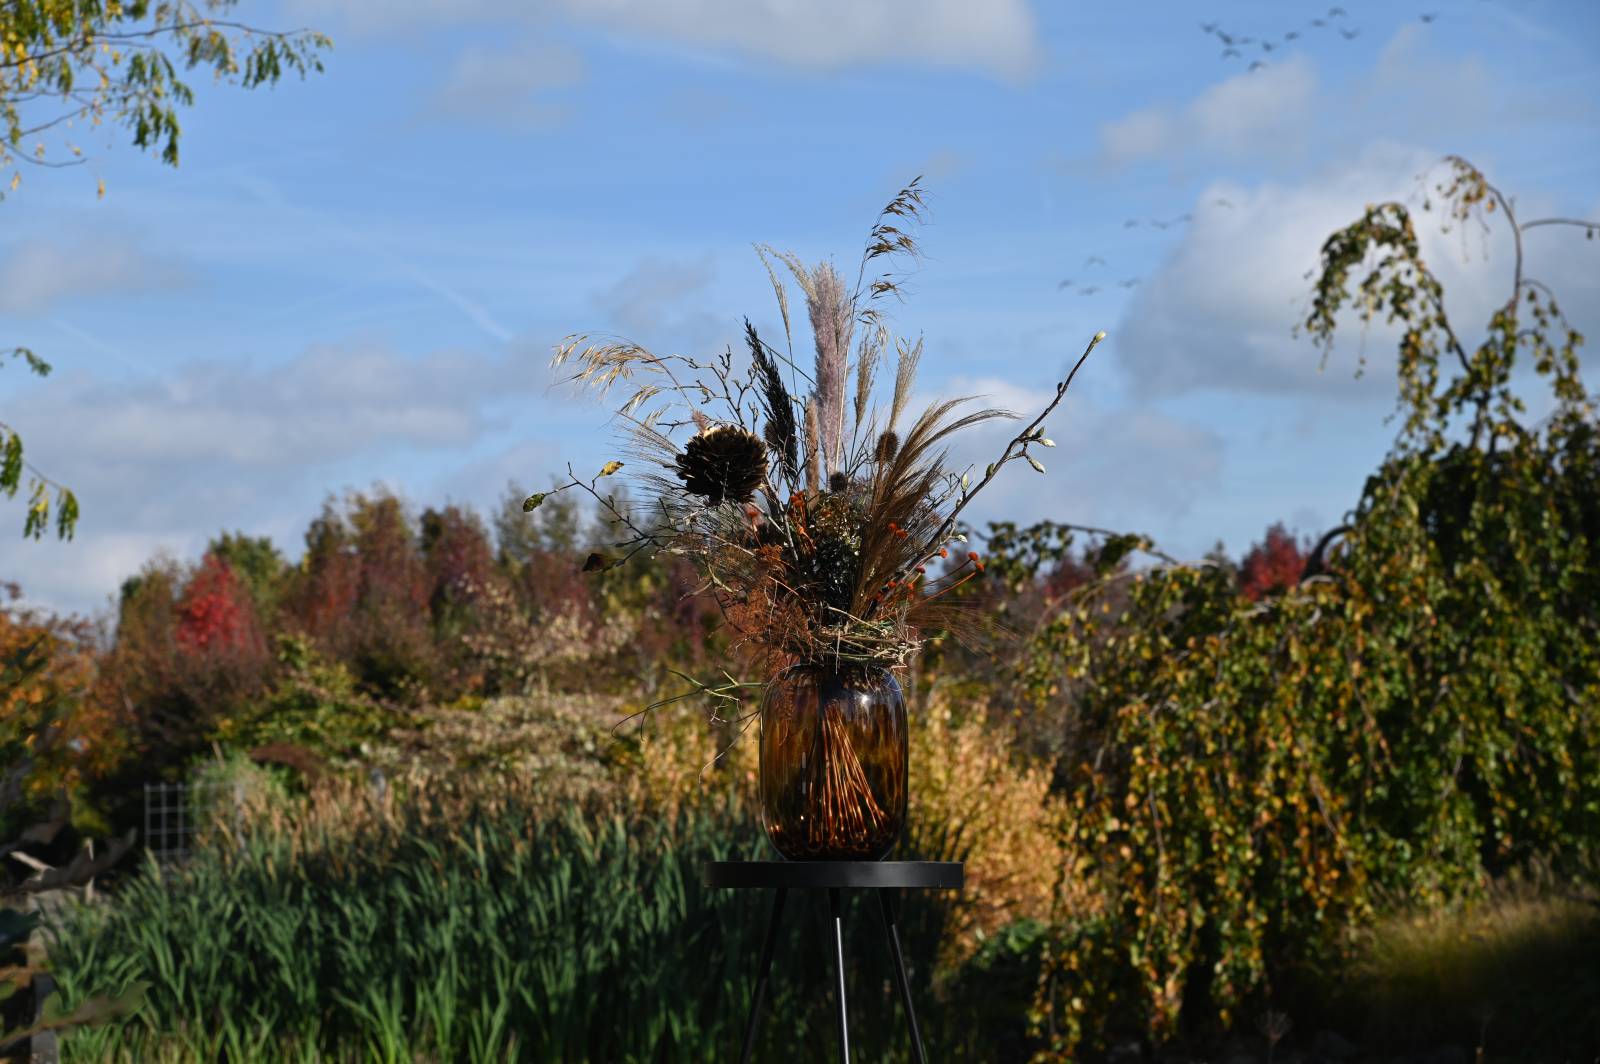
{"left": 1, "top": 346, "right": 76, "bottom": 538}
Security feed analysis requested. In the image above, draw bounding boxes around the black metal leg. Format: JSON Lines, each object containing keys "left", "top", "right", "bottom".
{"left": 878, "top": 889, "right": 928, "bottom": 1064}
{"left": 828, "top": 887, "right": 851, "bottom": 1064}
{"left": 739, "top": 887, "right": 788, "bottom": 1064}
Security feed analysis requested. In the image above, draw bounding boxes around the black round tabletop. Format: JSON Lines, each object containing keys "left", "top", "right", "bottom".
{"left": 705, "top": 860, "right": 963, "bottom": 890}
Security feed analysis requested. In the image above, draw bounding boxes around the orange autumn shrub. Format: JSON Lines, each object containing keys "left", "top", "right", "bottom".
{"left": 908, "top": 688, "right": 1074, "bottom": 963}
{"left": 0, "top": 586, "right": 121, "bottom": 835}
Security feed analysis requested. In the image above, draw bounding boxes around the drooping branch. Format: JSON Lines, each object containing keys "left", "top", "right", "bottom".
{"left": 1520, "top": 217, "right": 1600, "bottom": 235}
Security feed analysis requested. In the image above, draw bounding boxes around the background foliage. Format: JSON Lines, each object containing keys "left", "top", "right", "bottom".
{"left": 2, "top": 157, "right": 1597, "bottom": 1061}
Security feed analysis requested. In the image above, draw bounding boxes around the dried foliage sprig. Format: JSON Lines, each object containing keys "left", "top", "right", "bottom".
{"left": 536, "top": 179, "right": 1103, "bottom": 676}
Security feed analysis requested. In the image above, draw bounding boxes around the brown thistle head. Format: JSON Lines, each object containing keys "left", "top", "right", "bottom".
{"left": 674, "top": 425, "right": 768, "bottom": 505}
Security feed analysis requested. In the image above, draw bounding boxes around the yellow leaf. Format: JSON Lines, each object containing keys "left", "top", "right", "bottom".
{"left": 599, "top": 461, "right": 624, "bottom": 477}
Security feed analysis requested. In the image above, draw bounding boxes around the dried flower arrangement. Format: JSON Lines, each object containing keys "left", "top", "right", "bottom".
{"left": 532, "top": 179, "right": 1104, "bottom": 859}
{"left": 533, "top": 179, "right": 1105, "bottom": 687}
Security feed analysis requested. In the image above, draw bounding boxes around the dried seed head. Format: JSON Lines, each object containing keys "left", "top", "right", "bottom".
{"left": 875, "top": 430, "right": 900, "bottom": 463}
{"left": 674, "top": 425, "right": 768, "bottom": 504}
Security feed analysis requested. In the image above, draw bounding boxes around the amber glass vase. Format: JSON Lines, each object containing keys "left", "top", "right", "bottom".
{"left": 757, "top": 663, "right": 908, "bottom": 861}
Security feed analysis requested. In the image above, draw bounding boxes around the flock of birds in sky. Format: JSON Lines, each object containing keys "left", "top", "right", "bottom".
{"left": 1057, "top": 6, "right": 1442, "bottom": 297}
{"left": 1204, "top": 7, "right": 1439, "bottom": 74}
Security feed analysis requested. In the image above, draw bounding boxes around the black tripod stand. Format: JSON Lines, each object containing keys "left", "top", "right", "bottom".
{"left": 705, "top": 860, "right": 964, "bottom": 1063}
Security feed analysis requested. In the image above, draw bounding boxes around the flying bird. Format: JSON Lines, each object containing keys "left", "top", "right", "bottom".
{"left": 1200, "top": 21, "right": 1219, "bottom": 33}
{"left": 1119, "top": 278, "right": 1141, "bottom": 289}
{"left": 1248, "top": 60, "right": 1267, "bottom": 72}
{"left": 1078, "top": 285, "right": 1100, "bottom": 296}
{"left": 1213, "top": 198, "right": 1235, "bottom": 209}
{"left": 1216, "top": 30, "right": 1236, "bottom": 44}
{"left": 1236, "top": 35, "right": 1255, "bottom": 44}
{"left": 1221, "top": 47, "right": 1241, "bottom": 58}
{"left": 1328, "top": 5, "right": 1347, "bottom": 16}
{"left": 1150, "top": 220, "right": 1171, "bottom": 230}
{"left": 1311, "top": 18, "right": 1326, "bottom": 27}
{"left": 1340, "top": 26, "right": 1361, "bottom": 39}
{"left": 1285, "top": 30, "right": 1300, "bottom": 40}
{"left": 1261, "top": 40, "right": 1275, "bottom": 51}
{"left": 1124, "top": 219, "right": 1140, "bottom": 228}
{"left": 1084, "top": 255, "right": 1107, "bottom": 268}
{"left": 1057, "top": 279, "right": 1074, "bottom": 291}
{"left": 1420, "top": 12, "right": 1437, "bottom": 22}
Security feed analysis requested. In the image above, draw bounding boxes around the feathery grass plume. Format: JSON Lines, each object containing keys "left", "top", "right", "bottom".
{"left": 854, "top": 322, "right": 886, "bottom": 430}
{"left": 857, "top": 176, "right": 928, "bottom": 307}
{"left": 890, "top": 336, "right": 923, "bottom": 431}
{"left": 806, "top": 261, "right": 853, "bottom": 474}
{"left": 745, "top": 320, "right": 799, "bottom": 491}
{"left": 804, "top": 398, "right": 822, "bottom": 494}
{"left": 753, "top": 244, "right": 796, "bottom": 354}
{"left": 855, "top": 398, "right": 1017, "bottom": 616}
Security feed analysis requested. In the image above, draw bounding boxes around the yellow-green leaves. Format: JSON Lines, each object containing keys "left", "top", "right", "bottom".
{"left": 1, "top": 0, "right": 330, "bottom": 192}
{"left": 599, "top": 461, "right": 624, "bottom": 477}
{"left": 522, "top": 492, "right": 547, "bottom": 513}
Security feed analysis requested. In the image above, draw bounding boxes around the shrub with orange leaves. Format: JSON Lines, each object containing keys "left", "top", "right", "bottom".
{"left": 0, "top": 587, "right": 120, "bottom": 836}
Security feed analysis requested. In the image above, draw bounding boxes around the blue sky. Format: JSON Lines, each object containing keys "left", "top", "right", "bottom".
{"left": 2, "top": 0, "right": 1598, "bottom": 619}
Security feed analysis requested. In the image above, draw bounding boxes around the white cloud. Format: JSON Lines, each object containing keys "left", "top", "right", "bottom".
{"left": 0, "top": 338, "right": 545, "bottom": 616}
{"left": 905, "top": 377, "right": 1225, "bottom": 537}
{"left": 1089, "top": 20, "right": 1600, "bottom": 178}
{"left": 291, "top": 0, "right": 1040, "bottom": 80}
{"left": 1113, "top": 144, "right": 1600, "bottom": 399}
{"left": 566, "top": 0, "right": 1039, "bottom": 79}
{"left": 1097, "top": 57, "right": 1317, "bottom": 170}
{"left": 589, "top": 255, "right": 717, "bottom": 336}
{"left": 0, "top": 236, "right": 188, "bottom": 315}
{"left": 424, "top": 41, "right": 586, "bottom": 130}
{"left": 37, "top": 342, "right": 516, "bottom": 468}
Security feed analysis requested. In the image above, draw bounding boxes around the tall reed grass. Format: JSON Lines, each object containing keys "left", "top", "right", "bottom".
{"left": 43, "top": 789, "right": 963, "bottom": 1062}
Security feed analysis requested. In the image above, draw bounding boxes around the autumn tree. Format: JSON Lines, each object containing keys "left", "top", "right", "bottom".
{"left": 1, "top": 0, "right": 330, "bottom": 538}
{"left": 421, "top": 504, "right": 495, "bottom": 625}
{"left": 99, "top": 552, "right": 270, "bottom": 767}
{"left": 0, "top": 586, "right": 106, "bottom": 840}
{"left": 285, "top": 490, "right": 436, "bottom": 700}
{"left": 1236, "top": 522, "right": 1309, "bottom": 601}
{"left": 207, "top": 530, "right": 287, "bottom": 628}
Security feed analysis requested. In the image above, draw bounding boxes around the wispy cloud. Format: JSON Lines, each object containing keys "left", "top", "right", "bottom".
{"left": 589, "top": 255, "right": 717, "bottom": 335}
{"left": 0, "top": 235, "right": 188, "bottom": 316}
{"left": 231, "top": 174, "right": 516, "bottom": 345}
{"left": 1112, "top": 143, "right": 1600, "bottom": 400}
{"left": 290, "top": 0, "right": 1041, "bottom": 80}
{"left": 1096, "top": 57, "right": 1317, "bottom": 170}
{"left": 0, "top": 336, "right": 540, "bottom": 615}
{"left": 422, "top": 40, "right": 586, "bottom": 131}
